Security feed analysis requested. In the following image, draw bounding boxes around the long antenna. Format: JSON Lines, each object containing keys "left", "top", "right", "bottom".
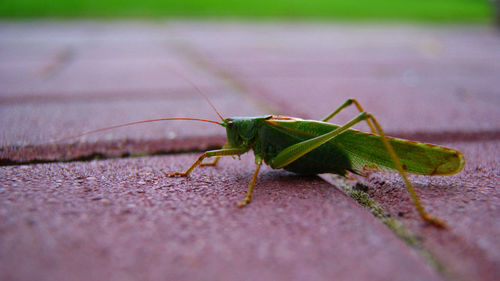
{"left": 166, "top": 66, "right": 225, "bottom": 121}
{"left": 56, "top": 117, "right": 221, "bottom": 142}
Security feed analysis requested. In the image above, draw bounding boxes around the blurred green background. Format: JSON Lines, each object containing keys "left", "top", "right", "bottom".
{"left": 0, "top": 0, "right": 492, "bottom": 22}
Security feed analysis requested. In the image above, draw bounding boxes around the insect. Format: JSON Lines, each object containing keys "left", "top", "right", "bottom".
{"left": 67, "top": 77, "right": 464, "bottom": 228}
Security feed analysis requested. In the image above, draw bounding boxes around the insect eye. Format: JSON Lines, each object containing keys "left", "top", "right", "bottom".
{"left": 227, "top": 121, "right": 234, "bottom": 128}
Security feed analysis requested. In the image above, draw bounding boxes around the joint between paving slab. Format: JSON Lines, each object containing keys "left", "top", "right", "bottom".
{"left": 0, "top": 136, "right": 226, "bottom": 165}
{"left": 166, "top": 39, "right": 280, "bottom": 115}
{"left": 165, "top": 37, "right": 497, "bottom": 281}
{"left": 325, "top": 175, "right": 458, "bottom": 281}
{"left": 166, "top": 38, "right": 500, "bottom": 145}
{"left": 0, "top": 88, "right": 214, "bottom": 105}
{"left": 40, "top": 46, "right": 76, "bottom": 80}
{"left": 163, "top": 33, "right": 495, "bottom": 281}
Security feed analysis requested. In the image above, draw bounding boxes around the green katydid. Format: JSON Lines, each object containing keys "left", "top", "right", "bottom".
{"left": 65, "top": 78, "right": 464, "bottom": 228}
{"left": 164, "top": 98, "right": 463, "bottom": 228}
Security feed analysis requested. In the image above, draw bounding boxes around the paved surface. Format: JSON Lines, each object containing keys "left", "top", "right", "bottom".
{"left": 1, "top": 21, "right": 499, "bottom": 281}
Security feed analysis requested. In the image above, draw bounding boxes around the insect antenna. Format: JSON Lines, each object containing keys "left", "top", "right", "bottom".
{"left": 56, "top": 117, "right": 221, "bottom": 143}
{"left": 165, "top": 67, "right": 225, "bottom": 121}
{"left": 55, "top": 68, "right": 225, "bottom": 143}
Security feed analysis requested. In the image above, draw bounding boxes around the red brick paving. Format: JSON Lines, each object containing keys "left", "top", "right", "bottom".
{"left": 174, "top": 22, "right": 499, "bottom": 133}
{"left": 1, "top": 21, "right": 499, "bottom": 281}
{"left": 0, "top": 154, "right": 445, "bottom": 281}
{"left": 366, "top": 141, "right": 499, "bottom": 281}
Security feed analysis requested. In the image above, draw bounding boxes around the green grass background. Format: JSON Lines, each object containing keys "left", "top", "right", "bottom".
{"left": 0, "top": 0, "right": 492, "bottom": 22}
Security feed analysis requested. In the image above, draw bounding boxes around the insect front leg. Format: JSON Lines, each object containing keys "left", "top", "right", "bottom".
{"left": 200, "top": 143, "right": 228, "bottom": 167}
{"left": 322, "top": 98, "right": 376, "bottom": 133}
{"left": 166, "top": 148, "right": 245, "bottom": 177}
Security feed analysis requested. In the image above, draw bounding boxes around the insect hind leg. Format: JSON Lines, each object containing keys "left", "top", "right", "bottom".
{"left": 277, "top": 108, "right": 446, "bottom": 228}
{"left": 366, "top": 113, "right": 446, "bottom": 228}
{"left": 322, "top": 98, "right": 376, "bottom": 133}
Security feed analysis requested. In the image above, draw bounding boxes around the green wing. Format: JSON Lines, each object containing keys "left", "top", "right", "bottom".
{"left": 334, "top": 129, "right": 464, "bottom": 175}
{"left": 266, "top": 119, "right": 465, "bottom": 176}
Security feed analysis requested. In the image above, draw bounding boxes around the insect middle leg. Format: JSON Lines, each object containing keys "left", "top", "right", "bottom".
{"left": 237, "top": 157, "right": 263, "bottom": 208}
{"left": 322, "top": 98, "right": 376, "bottom": 133}
{"left": 167, "top": 147, "right": 263, "bottom": 209}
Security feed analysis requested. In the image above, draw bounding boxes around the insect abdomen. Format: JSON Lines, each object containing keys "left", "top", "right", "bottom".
{"left": 255, "top": 120, "right": 353, "bottom": 175}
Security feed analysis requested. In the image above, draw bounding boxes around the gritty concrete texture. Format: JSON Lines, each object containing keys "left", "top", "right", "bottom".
{"left": 365, "top": 141, "right": 500, "bottom": 281}
{"left": 0, "top": 21, "right": 265, "bottom": 162}
{"left": 0, "top": 154, "right": 444, "bottom": 281}
{"left": 1, "top": 21, "right": 499, "bottom": 281}
{"left": 172, "top": 22, "right": 500, "bottom": 134}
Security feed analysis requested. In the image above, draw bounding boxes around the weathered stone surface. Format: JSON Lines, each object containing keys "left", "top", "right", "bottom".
{"left": 0, "top": 154, "right": 444, "bottom": 281}
{"left": 1, "top": 21, "right": 498, "bottom": 281}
